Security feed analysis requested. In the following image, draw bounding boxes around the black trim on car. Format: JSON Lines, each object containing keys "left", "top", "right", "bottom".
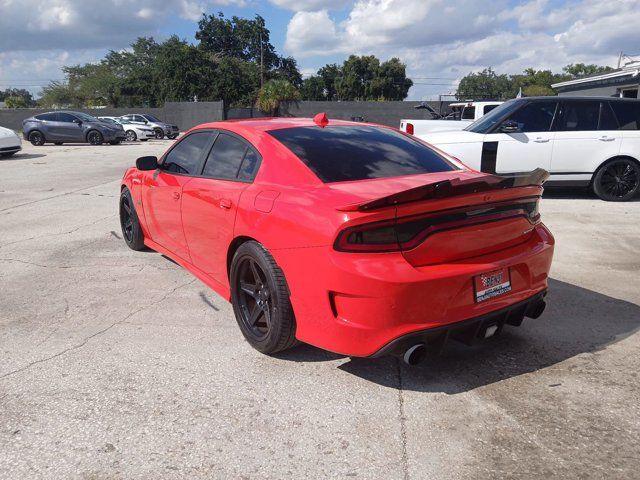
{"left": 370, "top": 290, "right": 547, "bottom": 358}
{"left": 480, "top": 141, "right": 499, "bottom": 173}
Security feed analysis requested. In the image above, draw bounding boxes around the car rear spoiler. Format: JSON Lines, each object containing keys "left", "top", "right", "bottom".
{"left": 337, "top": 168, "right": 550, "bottom": 212}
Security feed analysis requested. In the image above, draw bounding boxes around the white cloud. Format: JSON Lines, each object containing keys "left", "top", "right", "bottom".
{"left": 285, "top": 0, "right": 640, "bottom": 99}
{"left": 269, "top": 0, "right": 350, "bottom": 11}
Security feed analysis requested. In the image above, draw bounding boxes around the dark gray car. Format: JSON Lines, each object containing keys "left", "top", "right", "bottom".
{"left": 22, "top": 111, "right": 126, "bottom": 146}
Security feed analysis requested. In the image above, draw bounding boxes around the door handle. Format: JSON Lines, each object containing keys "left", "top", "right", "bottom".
{"left": 599, "top": 136, "right": 615, "bottom": 142}
{"left": 219, "top": 198, "right": 232, "bottom": 209}
{"left": 172, "top": 192, "right": 180, "bottom": 200}
{"left": 533, "top": 137, "right": 550, "bottom": 143}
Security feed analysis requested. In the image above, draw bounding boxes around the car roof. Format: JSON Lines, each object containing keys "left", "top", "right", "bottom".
{"left": 192, "top": 116, "right": 380, "bottom": 133}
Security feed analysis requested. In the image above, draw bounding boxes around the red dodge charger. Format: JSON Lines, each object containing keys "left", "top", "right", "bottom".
{"left": 119, "top": 114, "right": 554, "bottom": 365}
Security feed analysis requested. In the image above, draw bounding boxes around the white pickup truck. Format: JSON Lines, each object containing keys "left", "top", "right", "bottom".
{"left": 400, "top": 101, "right": 503, "bottom": 135}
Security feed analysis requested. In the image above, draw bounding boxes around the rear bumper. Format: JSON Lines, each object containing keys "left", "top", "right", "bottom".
{"left": 273, "top": 223, "right": 554, "bottom": 357}
{"left": 370, "top": 290, "right": 547, "bottom": 357}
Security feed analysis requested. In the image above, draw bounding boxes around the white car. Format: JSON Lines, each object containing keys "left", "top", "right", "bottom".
{"left": 98, "top": 117, "right": 155, "bottom": 142}
{"left": 417, "top": 97, "right": 640, "bottom": 201}
{"left": 400, "top": 101, "right": 503, "bottom": 135}
{"left": 118, "top": 113, "right": 179, "bottom": 139}
{"left": 0, "top": 126, "right": 22, "bottom": 158}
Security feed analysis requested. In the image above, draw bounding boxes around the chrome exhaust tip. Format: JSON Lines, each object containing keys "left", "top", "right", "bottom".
{"left": 403, "top": 343, "right": 426, "bottom": 366}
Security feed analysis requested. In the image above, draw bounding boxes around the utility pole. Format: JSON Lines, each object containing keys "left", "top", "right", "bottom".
{"left": 260, "top": 28, "right": 264, "bottom": 88}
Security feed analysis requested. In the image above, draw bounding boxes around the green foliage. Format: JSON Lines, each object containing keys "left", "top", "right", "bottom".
{"left": 4, "top": 95, "right": 28, "bottom": 108}
{"left": 302, "top": 56, "right": 412, "bottom": 101}
{"left": 256, "top": 79, "right": 300, "bottom": 116}
{"left": 300, "top": 76, "right": 326, "bottom": 101}
{"left": 563, "top": 63, "right": 614, "bottom": 78}
{"left": 37, "top": 13, "right": 303, "bottom": 108}
{"left": 0, "top": 88, "right": 35, "bottom": 107}
{"left": 456, "top": 63, "right": 612, "bottom": 100}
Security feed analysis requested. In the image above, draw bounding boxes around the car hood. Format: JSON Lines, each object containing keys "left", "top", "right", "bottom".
{"left": 0, "top": 126, "right": 19, "bottom": 139}
{"left": 418, "top": 129, "right": 483, "bottom": 145}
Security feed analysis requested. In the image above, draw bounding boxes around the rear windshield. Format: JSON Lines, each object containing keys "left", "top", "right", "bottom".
{"left": 268, "top": 125, "right": 457, "bottom": 183}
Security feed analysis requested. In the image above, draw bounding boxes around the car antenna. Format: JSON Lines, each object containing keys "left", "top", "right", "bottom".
{"left": 313, "top": 112, "right": 329, "bottom": 127}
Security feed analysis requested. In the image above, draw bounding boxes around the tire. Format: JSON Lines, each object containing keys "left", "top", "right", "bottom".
{"left": 28, "top": 130, "right": 45, "bottom": 146}
{"left": 54, "top": 142, "right": 63, "bottom": 146}
{"left": 119, "top": 187, "right": 145, "bottom": 250}
{"left": 154, "top": 128, "right": 164, "bottom": 139}
{"left": 167, "top": 133, "right": 178, "bottom": 140}
{"left": 230, "top": 241, "right": 297, "bottom": 354}
{"left": 125, "top": 130, "right": 137, "bottom": 142}
{"left": 592, "top": 158, "right": 640, "bottom": 201}
{"left": 87, "top": 130, "right": 104, "bottom": 145}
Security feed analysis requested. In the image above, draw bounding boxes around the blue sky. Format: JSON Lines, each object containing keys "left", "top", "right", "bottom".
{"left": 1, "top": 0, "right": 638, "bottom": 100}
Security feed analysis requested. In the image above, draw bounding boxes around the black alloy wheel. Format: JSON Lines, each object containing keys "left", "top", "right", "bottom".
{"left": 593, "top": 158, "right": 640, "bottom": 201}
{"left": 230, "top": 241, "right": 297, "bottom": 354}
{"left": 154, "top": 128, "right": 165, "bottom": 139}
{"left": 125, "top": 130, "right": 137, "bottom": 142}
{"left": 87, "top": 130, "right": 104, "bottom": 145}
{"left": 119, "top": 188, "right": 145, "bottom": 250}
{"left": 29, "top": 130, "right": 45, "bottom": 146}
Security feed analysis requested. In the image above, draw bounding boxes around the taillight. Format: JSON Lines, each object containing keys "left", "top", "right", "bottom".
{"left": 406, "top": 122, "right": 414, "bottom": 135}
{"left": 334, "top": 199, "right": 540, "bottom": 253}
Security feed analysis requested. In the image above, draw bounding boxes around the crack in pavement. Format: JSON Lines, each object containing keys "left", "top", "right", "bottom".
{"left": 0, "top": 278, "right": 197, "bottom": 381}
{"left": 396, "top": 358, "right": 410, "bottom": 480}
{"left": 0, "top": 179, "right": 118, "bottom": 213}
{"left": 0, "top": 258, "right": 176, "bottom": 270}
{"left": 0, "top": 214, "right": 117, "bottom": 249}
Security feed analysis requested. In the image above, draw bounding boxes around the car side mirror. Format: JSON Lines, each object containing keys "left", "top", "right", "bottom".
{"left": 136, "top": 156, "right": 158, "bottom": 171}
{"left": 500, "top": 120, "right": 520, "bottom": 133}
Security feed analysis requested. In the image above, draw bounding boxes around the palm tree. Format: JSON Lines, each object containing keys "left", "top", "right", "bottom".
{"left": 256, "top": 79, "right": 300, "bottom": 117}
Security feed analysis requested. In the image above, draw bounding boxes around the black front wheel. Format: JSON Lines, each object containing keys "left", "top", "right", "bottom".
{"left": 29, "top": 130, "right": 45, "bottom": 146}
{"left": 154, "top": 128, "right": 165, "bottom": 139}
{"left": 125, "top": 130, "right": 137, "bottom": 142}
{"left": 230, "top": 241, "right": 297, "bottom": 354}
{"left": 87, "top": 130, "right": 104, "bottom": 145}
{"left": 593, "top": 158, "right": 640, "bottom": 201}
{"left": 119, "top": 188, "right": 145, "bottom": 250}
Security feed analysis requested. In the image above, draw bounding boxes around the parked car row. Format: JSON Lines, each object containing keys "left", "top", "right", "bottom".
{"left": 20, "top": 111, "right": 180, "bottom": 146}
{"left": 403, "top": 96, "right": 640, "bottom": 201}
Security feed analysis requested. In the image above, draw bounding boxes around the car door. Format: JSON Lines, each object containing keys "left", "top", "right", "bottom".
{"left": 142, "top": 130, "right": 215, "bottom": 261}
{"left": 550, "top": 100, "right": 621, "bottom": 178}
{"left": 486, "top": 100, "right": 558, "bottom": 174}
{"left": 58, "top": 113, "right": 85, "bottom": 141}
{"left": 46, "top": 113, "right": 80, "bottom": 141}
{"left": 181, "top": 131, "right": 261, "bottom": 284}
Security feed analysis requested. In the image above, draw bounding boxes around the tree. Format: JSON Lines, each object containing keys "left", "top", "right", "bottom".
{"left": 39, "top": 81, "right": 76, "bottom": 107}
{"left": 563, "top": 63, "right": 614, "bottom": 78}
{"left": 212, "top": 57, "right": 260, "bottom": 107}
{"left": 317, "top": 63, "right": 340, "bottom": 100}
{"left": 256, "top": 80, "right": 300, "bottom": 116}
{"left": 0, "top": 88, "right": 35, "bottom": 107}
{"left": 271, "top": 56, "right": 303, "bottom": 88}
{"left": 456, "top": 67, "right": 512, "bottom": 100}
{"left": 300, "top": 76, "right": 326, "bottom": 101}
{"left": 4, "top": 95, "right": 28, "bottom": 108}
{"left": 373, "top": 58, "right": 413, "bottom": 100}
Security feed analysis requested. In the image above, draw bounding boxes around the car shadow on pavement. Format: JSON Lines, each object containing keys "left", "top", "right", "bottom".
{"left": 1, "top": 153, "right": 47, "bottom": 161}
{"left": 543, "top": 187, "right": 640, "bottom": 201}
{"left": 334, "top": 278, "right": 640, "bottom": 394}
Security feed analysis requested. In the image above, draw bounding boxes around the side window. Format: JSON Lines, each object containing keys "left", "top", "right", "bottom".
{"left": 558, "top": 101, "right": 599, "bottom": 131}
{"left": 505, "top": 101, "right": 558, "bottom": 132}
{"left": 598, "top": 102, "right": 619, "bottom": 130}
{"left": 135, "top": 115, "right": 146, "bottom": 123}
{"left": 57, "top": 113, "right": 77, "bottom": 123}
{"left": 36, "top": 113, "right": 57, "bottom": 121}
{"left": 238, "top": 148, "right": 260, "bottom": 181}
{"left": 161, "top": 132, "right": 212, "bottom": 175}
{"left": 610, "top": 102, "right": 640, "bottom": 130}
{"left": 483, "top": 104, "right": 498, "bottom": 115}
{"left": 202, "top": 133, "right": 251, "bottom": 180}
{"left": 461, "top": 106, "right": 475, "bottom": 120}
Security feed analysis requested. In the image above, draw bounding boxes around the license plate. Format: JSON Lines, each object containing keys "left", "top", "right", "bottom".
{"left": 474, "top": 267, "right": 511, "bottom": 303}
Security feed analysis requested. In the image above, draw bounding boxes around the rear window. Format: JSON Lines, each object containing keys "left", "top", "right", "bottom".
{"left": 610, "top": 101, "right": 640, "bottom": 130}
{"left": 268, "top": 125, "right": 457, "bottom": 183}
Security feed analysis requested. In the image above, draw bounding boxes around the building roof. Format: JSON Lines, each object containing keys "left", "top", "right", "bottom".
{"left": 552, "top": 62, "right": 640, "bottom": 89}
